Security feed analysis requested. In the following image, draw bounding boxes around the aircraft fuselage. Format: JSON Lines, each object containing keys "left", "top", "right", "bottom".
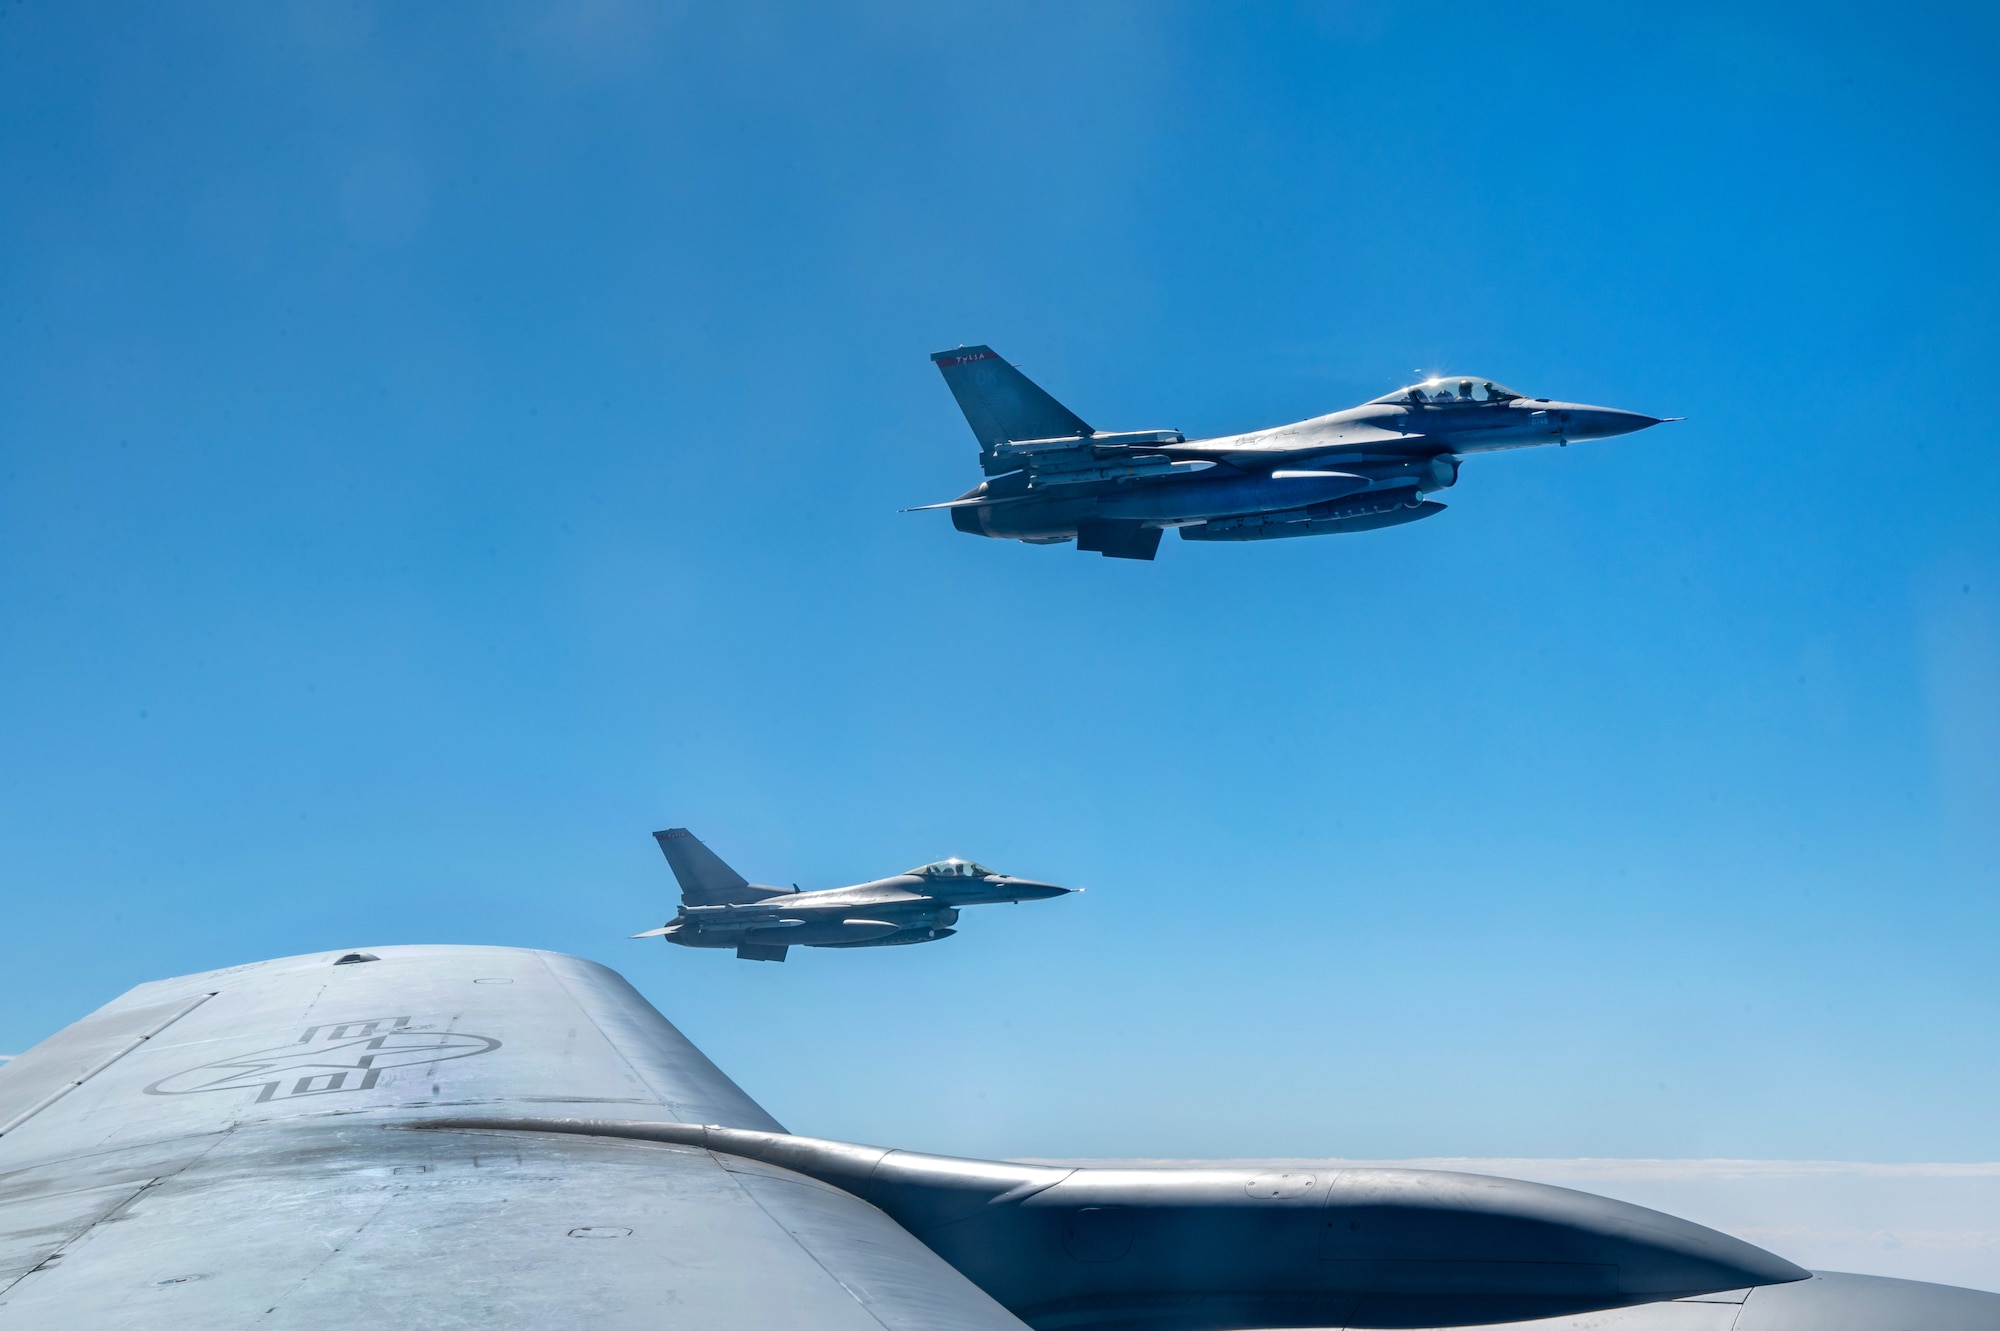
{"left": 653, "top": 871, "right": 1069, "bottom": 952}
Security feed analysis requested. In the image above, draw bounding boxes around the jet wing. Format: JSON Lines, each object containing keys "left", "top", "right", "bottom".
{"left": 0, "top": 945, "right": 1025, "bottom": 1331}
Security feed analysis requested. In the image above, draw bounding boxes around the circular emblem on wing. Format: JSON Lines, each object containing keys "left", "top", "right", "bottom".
{"left": 146, "top": 1017, "right": 499, "bottom": 1104}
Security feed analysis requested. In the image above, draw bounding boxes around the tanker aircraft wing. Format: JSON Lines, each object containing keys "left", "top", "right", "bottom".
{"left": 1, "top": 945, "right": 1994, "bottom": 1331}
{"left": 0, "top": 946, "right": 1019, "bottom": 1330}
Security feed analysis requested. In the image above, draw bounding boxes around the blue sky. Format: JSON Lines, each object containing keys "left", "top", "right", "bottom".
{"left": 2, "top": 3, "right": 1996, "bottom": 1164}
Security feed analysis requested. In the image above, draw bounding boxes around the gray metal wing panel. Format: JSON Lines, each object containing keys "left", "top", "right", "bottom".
{"left": 0, "top": 945, "right": 1000, "bottom": 1329}
{"left": 0, "top": 944, "right": 773, "bottom": 1170}
{"left": 535, "top": 950, "right": 784, "bottom": 1131}
{"left": 0, "top": 1134, "right": 231, "bottom": 1285}
{"left": 0, "top": 1120, "right": 1026, "bottom": 1329}
{"left": 1734, "top": 1271, "right": 2000, "bottom": 1330}
{"left": 0, "top": 994, "right": 213, "bottom": 1137}
{"left": 716, "top": 1155, "right": 1030, "bottom": 1331}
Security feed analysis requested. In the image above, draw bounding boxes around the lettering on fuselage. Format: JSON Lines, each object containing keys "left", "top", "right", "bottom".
{"left": 144, "top": 1016, "right": 501, "bottom": 1104}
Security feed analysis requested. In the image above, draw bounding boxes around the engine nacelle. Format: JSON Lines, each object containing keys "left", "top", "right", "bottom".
{"left": 419, "top": 1120, "right": 1811, "bottom": 1331}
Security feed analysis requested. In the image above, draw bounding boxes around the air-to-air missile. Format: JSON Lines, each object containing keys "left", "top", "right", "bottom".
{"left": 917, "top": 346, "right": 1674, "bottom": 559}
{"left": 632, "top": 828, "right": 1072, "bottom": 962}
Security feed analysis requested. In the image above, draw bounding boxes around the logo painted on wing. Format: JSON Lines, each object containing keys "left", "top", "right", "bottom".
{"left": 145, "top": 1015, "right": 500, "bottom": 1104}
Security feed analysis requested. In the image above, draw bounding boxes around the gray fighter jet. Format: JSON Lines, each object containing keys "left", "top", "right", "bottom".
{"left": 921, "top": 346, "right": 1672, "bottom": 559}
{"left": 631, "top": 827, "right": 1071, "bottom": 961}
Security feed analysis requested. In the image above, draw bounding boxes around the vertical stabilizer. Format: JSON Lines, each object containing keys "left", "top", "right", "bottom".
{"left": 653, "top": 829, "right": 786, "bottom": 906}
{"left": 931, "top": 346, "right": 1092, "bottom": 474}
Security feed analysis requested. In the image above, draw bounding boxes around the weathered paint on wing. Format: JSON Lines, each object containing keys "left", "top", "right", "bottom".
{"left": 0, "top": 945, "right": 1021, "bottom": 1330}
{"left": 1, "top": 946, "right": 1992, "bottom": 1330}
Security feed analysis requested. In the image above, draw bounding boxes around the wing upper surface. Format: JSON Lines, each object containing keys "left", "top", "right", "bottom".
{"left": 0, "top": 945, "right": 1025, "bottom": 1330}
{"left": 4, "top": 948, "right": 1995, "bottom": 1331}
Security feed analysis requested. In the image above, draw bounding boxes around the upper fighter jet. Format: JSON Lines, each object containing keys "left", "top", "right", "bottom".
{"left": 920, "top": 346, "right": 1671, "bottom": 559}
{"left": 632, "top": 827, "right": 1071, "bottom": 961}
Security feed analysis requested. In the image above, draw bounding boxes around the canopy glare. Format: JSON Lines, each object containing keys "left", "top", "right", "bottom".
{"left": 905, "top": 857, "right": 997, "bottom": 878}
{"left": 1371, "top": 377, "right": 1525, "bottom": 405}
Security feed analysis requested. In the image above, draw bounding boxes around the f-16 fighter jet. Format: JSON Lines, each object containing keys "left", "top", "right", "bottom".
{"left": 632, "top": 827, "right": 1072, "bottom": 961}
{"left": 921, "top": 346, "right": 1672, "bottom": 559}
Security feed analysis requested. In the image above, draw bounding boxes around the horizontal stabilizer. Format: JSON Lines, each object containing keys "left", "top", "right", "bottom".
{"left": 654, "top": 828, "right": 786, "bottom": 906}
{"left": 1076, "top": 519, "right": 1163, "bottom": 561}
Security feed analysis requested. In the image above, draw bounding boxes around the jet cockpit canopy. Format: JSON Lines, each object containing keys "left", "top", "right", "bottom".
{"left": 906, "top": 857, "right": 997, "bottom": 879}
{"left": 1372, "top": 377, "right": 1524, "bottom": 405}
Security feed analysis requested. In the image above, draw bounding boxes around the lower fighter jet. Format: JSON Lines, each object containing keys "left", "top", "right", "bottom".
{"left": 1, "top": 944, "right": 1992, "bottom": 1329}
{"left": 631, "top": 827, "right": 1072, "bottom": 961}
{"left": 920, "top": 346, "right": 1673, "bottom": 559}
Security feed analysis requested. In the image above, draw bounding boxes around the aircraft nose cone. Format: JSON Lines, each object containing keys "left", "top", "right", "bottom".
{"left": 1566, "top": 407, "right": 1666, "bottom": 440}
{"left": 1603, "top": 408, "right": 1663, "bottom": 435}
{"left": 998, "top": 878, "right": 1071, "bottom": 900}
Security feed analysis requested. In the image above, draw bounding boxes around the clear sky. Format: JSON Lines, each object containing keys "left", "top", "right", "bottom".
{"left": 2, "top": 3, "right": 1996, "bottom": 1166}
